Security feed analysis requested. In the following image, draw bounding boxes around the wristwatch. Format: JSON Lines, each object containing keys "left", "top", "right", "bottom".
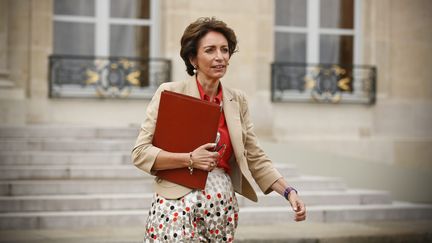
{"left": 283, "top": 186, "right": 298, "bottom": 200}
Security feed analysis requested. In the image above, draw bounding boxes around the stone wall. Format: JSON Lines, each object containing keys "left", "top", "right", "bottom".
{"left": 363, "top": 0, "right": 432, "bottom": 167}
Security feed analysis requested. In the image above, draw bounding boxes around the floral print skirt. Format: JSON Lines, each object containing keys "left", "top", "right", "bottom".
{"left": 143, "top": 168, "right": 239, "bottom": 242}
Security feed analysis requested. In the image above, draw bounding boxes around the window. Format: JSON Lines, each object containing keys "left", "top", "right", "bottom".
{"left": 274, "top": 0, "right": 361, "bottom": 64}
{"left": 272, "top": 0, "right": 376, "bottom": 104}
{"left": 50, "top": 0, "right": 170, "bottom": 99}
{"left": 53, "top": 0, "right": 158, "bottom": 58}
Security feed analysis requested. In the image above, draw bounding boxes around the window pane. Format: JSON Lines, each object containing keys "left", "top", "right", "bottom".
{"left": 110, "top": 0, "right": 150, "bottom": 19}
{"left": 275, "top": 0, "right": 307, "bottom": 26}
{"left": 320, "top": 0, "right": 354, "bottom": 29}
{"left": 319, "top": 35, "right": 353, "bottom": 64}
{"left": 110, "top": 25, "right": 149, "bottom": 57}
{"left": 54, "top": 0, "right": 95, "bottom": 16}
{"left": 54, "top": 22, "right": 94, "bottom": 55}
{"left": 275, "top": 33, "right": 306, "bottom": 62}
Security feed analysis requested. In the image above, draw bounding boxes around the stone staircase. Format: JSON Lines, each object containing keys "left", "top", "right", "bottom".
{"left": 0, "top": 126, "right": 431, "bottom": 230}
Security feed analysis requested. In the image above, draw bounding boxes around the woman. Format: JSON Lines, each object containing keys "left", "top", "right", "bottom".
{"left": 132, "top": 17, "right": 306, "bottom": 242}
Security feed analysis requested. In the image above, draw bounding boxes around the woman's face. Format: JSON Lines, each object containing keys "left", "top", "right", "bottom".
{"left": 191, "top": 31, "right": 230, "bottom": 82}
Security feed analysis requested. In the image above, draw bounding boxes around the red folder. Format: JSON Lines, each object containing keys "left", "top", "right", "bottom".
{"left": 153, "top": 90, "right": 221, "bottom": 189}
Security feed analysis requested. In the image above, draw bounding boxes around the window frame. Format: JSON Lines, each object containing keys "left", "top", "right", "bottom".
{"left": 274, "top": 0, "right": 362, "bottom": 65}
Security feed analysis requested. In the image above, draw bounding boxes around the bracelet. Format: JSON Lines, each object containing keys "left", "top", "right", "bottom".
{"left": 188, "top": 152, "right": 194, "bottom": 175}
{"left": 283, "top": 186, "right": 298, "bottom": 200}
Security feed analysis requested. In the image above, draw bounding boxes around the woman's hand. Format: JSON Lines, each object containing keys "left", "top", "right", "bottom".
{"left": 270, "top": 179, "right": 307, "bottom": 222}
{"left": 287, "top": 192, "right": 306, "bottom": 222}
{"left": 191, "top": 143, "right": 219, "bottom": 171}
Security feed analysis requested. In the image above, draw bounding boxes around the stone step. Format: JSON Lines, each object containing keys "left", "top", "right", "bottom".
{"left": 0, "top": 176, "right": 345, "bottom": 196}
{"left": 0, "top": 164, "right": 299, "bottom": 180}
{"left": 0, "top": 190, "right": 392, "bottom": 213}
{"left": 1, "top": 221, "right": 431, "bottom": 243}
{"left": 1, "top": 202, "right": 431, "bottom": 230}
{"left": 250, "top": 176, "right": 346, "bottom": 193}
{"left": 0, "top": 165, "right": 147, "bottom": 180}
{"left": 0, "top": 126, "right": 138, "bottom": 139}
{"left": 243, "top": 190, "right": 392, "bottom": 208}
{"left": 238, "top": 202, "right": 432, "bottom": 224}
{"left": 0, "top": 139, "right": 134, "bottom": 152}
{"left": 0, "top": 151, "right": 131, "bottom": 166}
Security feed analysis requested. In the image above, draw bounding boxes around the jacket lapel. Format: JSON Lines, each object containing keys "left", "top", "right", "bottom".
{"left": 185, "top": 78, "right": 201, "bottom": 99}
{"left": 222, "top": 86, "right": 244, "bottom": 162}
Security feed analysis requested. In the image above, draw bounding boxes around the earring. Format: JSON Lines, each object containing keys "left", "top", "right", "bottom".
{"left": 193, "top": 66, "right": 197, "bottom": 74}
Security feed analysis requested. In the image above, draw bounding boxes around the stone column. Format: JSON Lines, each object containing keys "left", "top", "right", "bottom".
{"left": 0, "top": 0, "right": 53, "bottom": 124}
{"left": 7, "top": 0, "right": 31, "bottom": 91}
{"left": 26, "top": 0, "right": 53, "bottom": 123}
{"left": 0, "top": 0, "right": 29, "bottom": 124}
{"left": 0, "top": 0, "right": 9, "bottom": 84}
{"left": 28, "top": 0, "right": 53, "bottom": 99}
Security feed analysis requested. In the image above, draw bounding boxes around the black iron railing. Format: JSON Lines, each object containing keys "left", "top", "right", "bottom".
{"left": 271, "top": 63, "right": 376, "bottom": 104}
{"left": 49, "top": 55, "right": 171, "bottom": 98}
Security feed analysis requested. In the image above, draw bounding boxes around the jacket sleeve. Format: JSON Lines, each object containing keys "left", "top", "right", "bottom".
{"left": 238, "top": 91, "right": 283, "bottom": 194}
{"left": 131, "top": 84, "right": 167, "bottom": 175}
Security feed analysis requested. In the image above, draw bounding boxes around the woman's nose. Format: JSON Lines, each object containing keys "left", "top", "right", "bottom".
{"left": 215, "top": 50, "right": 223, "bottom": 60}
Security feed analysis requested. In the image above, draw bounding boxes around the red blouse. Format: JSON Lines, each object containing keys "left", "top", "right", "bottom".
{"left": 196, "top": 79, "right": 233, "bottom": 174}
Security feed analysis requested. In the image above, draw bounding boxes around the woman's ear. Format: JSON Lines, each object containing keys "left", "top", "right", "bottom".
{"left": 189, "top": 57, "right": 196, "bottom": 68}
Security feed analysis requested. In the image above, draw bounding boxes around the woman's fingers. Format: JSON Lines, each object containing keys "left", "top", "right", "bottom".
{"left": 196, "top": 143, "right": 219, "bottom": 158}
{"left": 190, "top": 143, "right": 221, "bottom": 171}
{"left": 192, "top": 154, "right": 217, "bottom": 170}
{"left": 288, "top": 195, "right": 306, "bottom": 222}
{"left": 200, "top": 143, "right": 217, "bottom": 150}
{"left": 295, "top": 214, "right": 306, "bottom": 221}
{"left": 294, "top": 201, "right": 306, "bottom": 221}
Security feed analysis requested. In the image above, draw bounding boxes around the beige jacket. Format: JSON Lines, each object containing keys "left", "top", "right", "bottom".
{"left": 131, "top": 79, "right": 282, "bottom": 202}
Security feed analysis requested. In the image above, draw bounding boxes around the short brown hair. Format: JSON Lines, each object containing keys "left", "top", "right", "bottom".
{"left": 180, "top": 17, "right": 238, "bottom": 76}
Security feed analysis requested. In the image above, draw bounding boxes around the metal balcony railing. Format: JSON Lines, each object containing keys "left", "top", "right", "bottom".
{"left": 271, "top": 63, "right": 376, "bottom": 104}
{"left": 49, "top": 55, "right": 171, "bottom": 99}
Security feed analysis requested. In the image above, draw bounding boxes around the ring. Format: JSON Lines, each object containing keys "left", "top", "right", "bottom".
{"left": 210, "top": 162, "right": 215, "bottom": 167}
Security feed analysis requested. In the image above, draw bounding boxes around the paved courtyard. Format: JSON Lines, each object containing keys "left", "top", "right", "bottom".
{"left": 1, "top": 220, "right": 431, "bottom": 243}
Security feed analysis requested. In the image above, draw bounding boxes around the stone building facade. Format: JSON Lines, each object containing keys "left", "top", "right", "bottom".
{"left": 0, "top": 0, "right": 431, "bottom": 186}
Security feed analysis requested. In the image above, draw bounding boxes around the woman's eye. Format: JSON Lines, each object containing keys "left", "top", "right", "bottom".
{"left": 221, "top": 48, "right": 229, "bottom": 53}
